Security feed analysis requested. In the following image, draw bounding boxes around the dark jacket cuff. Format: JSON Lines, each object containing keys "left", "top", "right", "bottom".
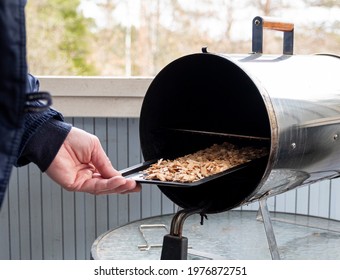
{"left": 17, "top": 118, "right": 72, "bottom": 172}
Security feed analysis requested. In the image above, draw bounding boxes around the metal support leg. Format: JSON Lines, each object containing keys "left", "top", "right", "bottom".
{"left": 258, "top": 199, "right": 280, "bottom": 260}
{"left": 160, "top": 208, "right": 203, "bottom": 260}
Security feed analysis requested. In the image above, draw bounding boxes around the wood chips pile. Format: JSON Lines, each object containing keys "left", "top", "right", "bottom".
{"left": 143, "top": 142, "right": 268, "bottom": 183}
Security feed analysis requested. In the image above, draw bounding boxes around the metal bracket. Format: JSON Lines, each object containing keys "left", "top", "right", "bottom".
{"left": 252, "top": 16, "right": 294, "bottom": 55}
{"left": 138, "top": 224, "right": 168, "bottom": 251}
{"left": 257, "top": 199, "right": 281, "bottom": 260}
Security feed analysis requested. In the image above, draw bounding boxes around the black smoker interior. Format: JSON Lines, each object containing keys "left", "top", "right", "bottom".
{"left": 140, "top": 53, "right": 271, "bottom": 213}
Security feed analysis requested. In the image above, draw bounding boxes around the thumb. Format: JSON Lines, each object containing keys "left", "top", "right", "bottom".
{"left": 91, "top": 140, "right": 121, "bottom": 178}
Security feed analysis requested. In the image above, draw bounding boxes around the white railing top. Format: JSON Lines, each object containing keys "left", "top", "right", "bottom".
{"left": 39, "top": 76, "right": 153, "bottom": 117}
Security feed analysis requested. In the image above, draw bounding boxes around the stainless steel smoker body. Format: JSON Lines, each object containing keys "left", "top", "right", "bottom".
{"left": 139, "top": 52, "right": 340, "bottom": 213}
{"left": 120, "top": 16, "right": 340, "bottom": 260}
{"left": 136, "top": 16, "right": 340, "bottom": 214}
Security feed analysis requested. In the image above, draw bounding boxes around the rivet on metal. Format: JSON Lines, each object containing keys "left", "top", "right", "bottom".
{"left": 254, "top": 19, "right": 261, "bottom": 26}
{"left": 333, "top": 134, "right": 338, "bottom": 141}
{"left": 291, "top": 143, "right": 296, "bottom": 149}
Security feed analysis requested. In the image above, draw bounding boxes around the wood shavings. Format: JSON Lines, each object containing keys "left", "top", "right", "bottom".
{"left": 143, "top": 142, "right": 268, "bottom": 183}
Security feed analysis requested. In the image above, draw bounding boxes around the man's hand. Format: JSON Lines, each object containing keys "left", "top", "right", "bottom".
{"left": 46, "top": 127, "right": 141, "bottom": 195}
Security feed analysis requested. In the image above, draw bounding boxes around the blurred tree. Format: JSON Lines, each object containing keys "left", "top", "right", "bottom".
{"left": 26, "top": 0, "right": 339, "bottom": 76}
{"left": 304, "top": 0, "right": 340, "bottom": 7}
{"left": 86, "top": 0, "right": 128, "bottom": 76}
{"left": 26, "top": 0, "right": 97, "bottom": 75}
{"left": 146, "top": 0, "right": 221, "bottom": 71}
{"left": 295, "top": 0, "right": 340, "bottom": 53}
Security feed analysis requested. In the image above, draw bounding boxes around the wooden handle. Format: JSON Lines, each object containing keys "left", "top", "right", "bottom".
{"left": 252, "top": 16, "right": 294, "bottom": 55}
{"left": 261, "top": 17, "right": 294, "bottom": 32}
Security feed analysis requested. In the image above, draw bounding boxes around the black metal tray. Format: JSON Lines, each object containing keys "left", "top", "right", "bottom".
{"left": 120, "top": 159, "right": 252, "bottom": 187}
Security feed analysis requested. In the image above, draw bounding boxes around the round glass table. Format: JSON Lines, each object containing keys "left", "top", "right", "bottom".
{"left": 91, "top": 210, "right": 340, "bottom": 260}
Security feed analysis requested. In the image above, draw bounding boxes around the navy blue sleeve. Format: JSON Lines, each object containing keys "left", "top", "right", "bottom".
{"left": 17, "top": 116, "right": 72, "bottom": 171}
{"left": 15, "top": 74, "right": 72, "bottom": 171}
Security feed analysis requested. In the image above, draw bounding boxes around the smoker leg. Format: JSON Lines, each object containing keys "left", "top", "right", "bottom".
{"left": 258, "top": 199, "right": 280, "bottom": 260}
{"left": 161, "top": 234, "right": 188, "bottom": 260}
{"left": 160, "top": 208, "right": 203, "bottom": 260}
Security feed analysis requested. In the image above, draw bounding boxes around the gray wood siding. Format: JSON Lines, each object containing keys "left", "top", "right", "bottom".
{"left": 1, "top": 117, "right": 340, "bottom": 260}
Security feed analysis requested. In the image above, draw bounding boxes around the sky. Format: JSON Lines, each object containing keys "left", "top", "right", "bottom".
{"left": 79, "top": 0, "right": 340, "bottom": 41}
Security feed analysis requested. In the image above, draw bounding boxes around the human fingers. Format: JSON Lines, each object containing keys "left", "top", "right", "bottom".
{"left": 78, "top": 176, "right": 140, "bottom": 195}
{"left": 120, "top": 180, "right": 142, "bottom": 194}
{"left": 110, "top": 178, "right": 141, "bottom": 194}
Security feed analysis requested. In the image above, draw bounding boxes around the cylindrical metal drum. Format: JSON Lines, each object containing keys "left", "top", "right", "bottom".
{"left": 132, "top": 17, "right": 340, "bottom": 214}
{"left": 230, "top": 53, "right": 340, "bottom": 200}
{"left": 139, "top": 51, "right": 340, "bottom": 213}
